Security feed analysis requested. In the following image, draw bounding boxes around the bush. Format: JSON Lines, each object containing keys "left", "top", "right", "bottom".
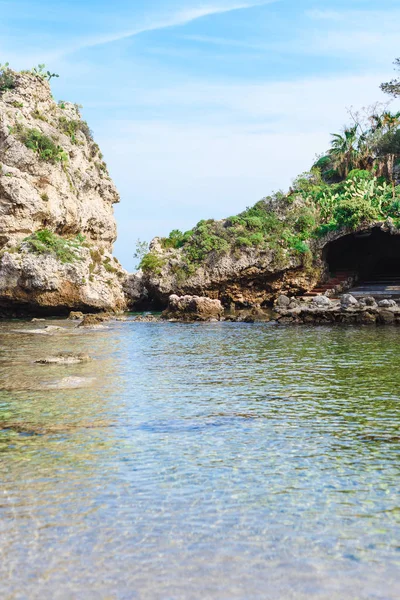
{"left": 291, "top": 239, "right": 310, "bottom": 254}
{"left": 58, "top": 117, "right": 93, "bottom": 144}
{"left": 294, "top": 211, "right": 316, "bottom": 235}
{"left": 314, "top": 221, "right": 338, "bottom": 238}
{"left": 347, "top": 169, "right": 374, "bottom": 181}
{"left": 140, "top": 253, "right": 165, "bottom": 274}
{"left": 333, "top": 198, "right": 380, "bottom": 230}
{"left": 20, "top": 128, "right": 68, "bottom": 162}
{"left": 23, "top": 229, "right": 83, "bottom": 263}
{"left": 160, "top": 229, "right": 190, "bottom": 249}
{"left": 388, "top": 199, "right": 400, "bottom": 218}
{"left": 0, "top": 63, "right": 15, "bottom": 93}
{"left": 235, "top": 236, "right": 252, "bottom": 248}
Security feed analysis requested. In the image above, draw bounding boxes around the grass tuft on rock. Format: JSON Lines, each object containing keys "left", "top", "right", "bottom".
{"left": 23, "top": 229, "right": 85, "bottom": 263}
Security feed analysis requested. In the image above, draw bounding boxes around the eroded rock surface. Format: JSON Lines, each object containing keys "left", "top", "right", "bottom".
{"left": 78, "top": 313, "right": 111, "bottom": 327}
{"left": 0, "top": 70, "right": 126, "bottom": 315}
{"left": 273, "top": 294, "right": 400, "bottom": 325}
{"left": 162, "top": 294, "right": 224, "bottom": 322}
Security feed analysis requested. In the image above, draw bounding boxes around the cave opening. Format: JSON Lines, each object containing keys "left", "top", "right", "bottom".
{"left": 325, "top": 228, "right": 400, "bottom": 286}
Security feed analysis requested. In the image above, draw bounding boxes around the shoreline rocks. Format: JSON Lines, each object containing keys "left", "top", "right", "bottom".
{"left": 78, "top": 313, "right": 111, "bottom": 327}
{"left": 162, "top": 295, "right": 224, "bottom": 322}
{"left": 272, "top": 294, "right": 400, "bottom": 325}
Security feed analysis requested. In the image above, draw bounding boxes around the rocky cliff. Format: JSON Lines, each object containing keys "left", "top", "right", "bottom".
{"left": 137, "top": 162, "right": 400, "bottom": 308}
{"left": 138, "top": 196, "right": 323, "bottom": 308}
{"left": 132, "top": 85, "right": 400, "bottom": 310}
{"left": 0, "top": 68, "right": 126, "bottom": 315}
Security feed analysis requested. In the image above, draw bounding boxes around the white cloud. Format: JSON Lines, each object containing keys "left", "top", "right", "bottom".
{"left": 54, "top": 1, "right": 277, "bottom": 59}
{"left": 306, "top": 10, "right": 343, "bottom": 21}
{"left": 102, "top": 72, "right": 395, "bottom": 268}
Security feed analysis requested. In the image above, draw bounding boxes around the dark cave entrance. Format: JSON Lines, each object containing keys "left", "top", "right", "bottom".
{"left": 325, "top": 228, "right": 400, "bottom": 283}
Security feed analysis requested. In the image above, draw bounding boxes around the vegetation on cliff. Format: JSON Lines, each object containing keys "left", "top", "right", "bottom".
{"left": 0, "top": 63, "right": 126, "bottom": 313}
{"left": 140, "top": 59, "right": 400, "bottom": 279}
{"left": 22, "top": 229, "right": 86, "bottom": 263}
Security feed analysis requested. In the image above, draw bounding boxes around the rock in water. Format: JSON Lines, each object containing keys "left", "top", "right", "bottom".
{"left": 0, "top": 69, "right": 127, "bottom": 315}
{"left": 35, "top": 353, "right": 91, "bottom": 365}
{"left": 68, "top": 311, "right": 84, "bottom": 320}
{"left": 162, "top": 295, "right": 224, "bottom": 321}
{"left": 78, "top": 313, "right": 111, "bottom": 327}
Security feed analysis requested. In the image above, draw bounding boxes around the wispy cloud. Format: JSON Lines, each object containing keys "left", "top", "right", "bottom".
{"left": 56, "top": 1, "right": 277, "bottom": 59}
{"left": 306, "top": 10, "right": 343, "bottom": 21}
{"left": 182, "top": 34, "right": 266, "bottom": 50}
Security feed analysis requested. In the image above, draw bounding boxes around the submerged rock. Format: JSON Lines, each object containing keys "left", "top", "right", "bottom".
{"left": 68, "top": 311, "right": 84, "bottom": 320}
{"left": 78, "top": 313, "right": 111, "bottom": 327}
{"left": 134, "top": 314, "right": 159, "bottom": 322}
{"left": 378, "top": 309, "right": 396, "bottom": 324}
{"left": 11, "top": 324, "right": 67, "bottom": 335}
{"left": 44, "top": 376, "right": 96, "bottom": 389}
{"left": 35, "top": 353, "right": 91, "bottom": 365}
{"left": 162, "top": 294, "right": 224, "bottom": 322}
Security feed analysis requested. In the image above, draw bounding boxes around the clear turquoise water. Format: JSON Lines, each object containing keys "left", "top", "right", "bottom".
{"left": 0, "top": 319, "right": 399, "bottom": 599}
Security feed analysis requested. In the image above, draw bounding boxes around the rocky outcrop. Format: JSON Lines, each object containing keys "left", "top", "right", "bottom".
{"left": 142, "top": 236, "right": 318, "bottom": 308}
{"left": 123, "top": 270, "right": 149, "bottom": 309}
{"left": 0, "top": 69, "right": 126, "bottom": 315}
{"left": 137, "top": 217, "right": 400, "bottom": 309}
{"left": 162, "top": 294, "right": 224, "bottom": 321}
{"left": 273, "top": 294, "right": 400, "bottom": 325}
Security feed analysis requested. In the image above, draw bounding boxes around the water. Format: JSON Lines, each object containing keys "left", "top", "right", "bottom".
{"left": 0, "top": 319, "right": 399, "bottom": 599}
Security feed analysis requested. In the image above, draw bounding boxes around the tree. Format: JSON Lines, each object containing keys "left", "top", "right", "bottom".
{"left": 328, "top": 125, "right": 359, "bottom": 178}
{"left": 133, "top": 239, "right": 149, "bottom": 269}
{"left": 381, "top": 58, "right": 400, "bottom": 98}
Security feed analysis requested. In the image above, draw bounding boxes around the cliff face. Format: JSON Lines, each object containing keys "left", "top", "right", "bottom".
{"left": 138, "top": 190, "right": 400, "bottom": 308}
{"left": 0, "top": 70, "right": 126, "bottom": 314}
{"left": 142, "top": 235, "right": 315, "bottom": 307}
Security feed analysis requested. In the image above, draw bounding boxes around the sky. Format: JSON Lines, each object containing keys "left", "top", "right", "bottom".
{"left": 1, "top": 0, "right": 399, "bottom": 270}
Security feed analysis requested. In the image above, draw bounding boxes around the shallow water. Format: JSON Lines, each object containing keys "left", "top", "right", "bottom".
{"left": 0, "top": 318, "right": 399, "bottom": 599}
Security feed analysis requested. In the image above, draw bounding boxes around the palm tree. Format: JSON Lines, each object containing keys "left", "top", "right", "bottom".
{"left": 382, "top": 111, "right": 400, "bottom": 131}
{"left": 370, "top": 111, "right": 400, "bottom": 133}
{"left": 328, "top": 125, "right": 359, "bottom": 178}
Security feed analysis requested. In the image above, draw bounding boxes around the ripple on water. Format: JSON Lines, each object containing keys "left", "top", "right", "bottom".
{"left": 0, "top": 319, "right": 399, "bottom": 599}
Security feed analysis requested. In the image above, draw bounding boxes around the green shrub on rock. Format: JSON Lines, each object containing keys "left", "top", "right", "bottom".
{"left": 140, "top": 252, "right": 165, "bottom": 274}
{"left": 23, "top": 229, "right": 84, "bottom": 263}
{"left": 0, "top": 63, "right": 15, "bottom": 93}
{"left": 18, "top": 127, "right": 68, "bottom": 162}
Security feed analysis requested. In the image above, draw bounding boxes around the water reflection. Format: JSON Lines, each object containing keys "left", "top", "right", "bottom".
{"left": 0, "top": 319, "right": 399, "bottom": 599}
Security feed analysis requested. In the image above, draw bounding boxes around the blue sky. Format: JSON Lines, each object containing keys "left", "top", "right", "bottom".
{"left": 1, "top": 0, "right": 399, "bottom": 269}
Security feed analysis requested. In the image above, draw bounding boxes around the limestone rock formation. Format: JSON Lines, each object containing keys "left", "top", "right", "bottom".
{"left": 273, "top": 294, "right": 400, "bottom": 325}
{"left": 142, "top": 234, "right": 315, "bottom": 308}
{"left": 0, "top": 69, "right": 126, "bottom": 315}
{"left": 162, "top": 294, "right": 224, "bottom": 321}
{"left": 123, "top": 270, "right": 149, "bottom": 309}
